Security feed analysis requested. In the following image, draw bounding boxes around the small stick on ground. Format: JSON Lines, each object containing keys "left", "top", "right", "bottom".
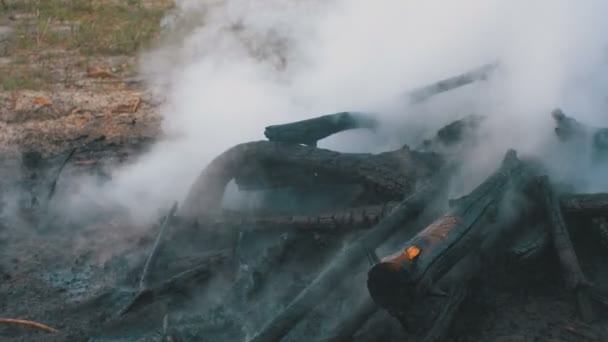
{"left": 46, "top": 147, "right": 77, "bottom": 202}
{"left": 119, "top": 250, "right": 230, "bottom": 316}
{"left": 0, "top": 318, "right": 60, "bottom": 334}
{"left": 117, "top": 202, "right": 180, "bottom": 316}
{"left": 537, "top": 176, "right": 594, "bottom": 321}
{"left": 139, "top": 202, "right": 179, "bottom": 290}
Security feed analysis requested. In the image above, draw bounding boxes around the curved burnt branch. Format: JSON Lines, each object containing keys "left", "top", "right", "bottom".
{"left": 181, "top": 141, "right": 441, "bottom": 219}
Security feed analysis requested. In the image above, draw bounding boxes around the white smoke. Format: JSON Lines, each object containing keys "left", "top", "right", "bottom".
{"left": 74, "top": 0, "right": 608, "bottom": 218}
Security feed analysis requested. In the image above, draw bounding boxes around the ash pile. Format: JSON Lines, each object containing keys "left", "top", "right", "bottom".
{"left": 1, "top": 63, "right": 608, "bottom": 342}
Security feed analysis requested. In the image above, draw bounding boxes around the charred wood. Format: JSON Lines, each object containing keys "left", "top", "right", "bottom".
{"left": 139, "top": 202, "right": 179, "bottom": 289}
{"left": 202, "top": 202, "right": 400, "bottom": 232}
{"left": 246, "top": 168, "right": 448, "bottom": 342}
{"left": 552, "top": 108, "right": 608, "bottom": 160}
{"left": 561, "top": 193, "right": 608, "bottom": 216}
{"left": 418, "top": 114, "right": 485, "bottom": 154}
{"left": 421, "top": 284, "right": 468, "bottom": 342}
{"left": 591, "top": 217, "right": 608, "bottom": 249}
{"left": 118, "top": 249, "right": 232, "bottom": 316}
{"left": 367, "top": 150, "right": 535, "bottom": 339}
{"left": 320, "top": 250, "right": 381, "bottom": 342}
{"left": 368, "top": 149, "right": 530, "bottom": 305}
{"left": 407, "top": 62, "right": 499, "bottom": 104}
{"left": 231, "top": 145, "right": 441, "bottom": 197}
{"left": 46, "top": 147, "right": 76, "bottom": 202}
{"left": 505, "top": 224, "right": 550, "bottom": 264}
{"left": 262, "top": 62, "right": 497, "bottom": 146}
{"left": 181, "top": 141, "right": 441, "bottom": 219}
{"left": 321, "top": 297, "right": 377, "bottom": 342}
{"left": 536, "top": 176, "right": 594, "bottom": 321}
{"left": 264, "top": 112, "right": 377, "bottom": 146}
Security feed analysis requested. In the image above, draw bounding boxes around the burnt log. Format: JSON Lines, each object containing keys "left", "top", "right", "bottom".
{"left": 263, "top": 62, "right": 497, "bottom": 146}
{"left": 552, "top": 108, "right": 608, "bottom": 160}
{"left": 536, "top": 176, "right": 594, "bottom": 321}
{"left": 181, "top": 141, "right": 441, "bottom": 219}
{"left": 591, "top": 217, "right": 608, "bottom": 249}
{"left": 407, "top": 62, "right": 499, "bottom": 104}
{"left": 246, "top": 167, "right": 449, "bottom": 342}
{"left": 264, "top": 112, "right": 377, "bottom": 146}
{"left": 204, "top": 202, "right": 400, "bottom": 233}
{"left": 245, "top": 116, "right": 483, "bottom": 193}
{"left": 560, "top": 193, "right": 608, "bottom": 216}
{"left": 418, "top": 114, "right": 485, "bottom": 154}
{"left": 366, "top": 150, "right": 534, "bottom": 338}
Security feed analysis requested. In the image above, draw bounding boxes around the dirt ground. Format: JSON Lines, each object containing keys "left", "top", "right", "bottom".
{"left": 1, "top": 1, "right": 608, "bottom": 342}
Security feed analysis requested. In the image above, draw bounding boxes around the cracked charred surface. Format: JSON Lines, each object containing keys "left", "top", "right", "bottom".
{"left": 181, "top": 141, "right": 443, "bottom": 219}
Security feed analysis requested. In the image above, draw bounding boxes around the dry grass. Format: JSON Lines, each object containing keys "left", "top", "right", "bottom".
{"left": 1, "top": 0, "right": 174, "bottom": 91}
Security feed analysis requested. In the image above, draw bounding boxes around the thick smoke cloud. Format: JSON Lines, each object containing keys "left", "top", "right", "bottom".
{"left": 81, "top": 0, "right": 608, "bottom": 218}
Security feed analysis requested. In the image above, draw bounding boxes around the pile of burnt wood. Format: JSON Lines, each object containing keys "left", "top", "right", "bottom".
{"left": 97, "top": 64, "right": 608, "bottom": 342}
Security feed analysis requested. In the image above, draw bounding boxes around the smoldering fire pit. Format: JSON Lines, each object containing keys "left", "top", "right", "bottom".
{"left": 1, "top": 66, "right": 607, "bottom": 342}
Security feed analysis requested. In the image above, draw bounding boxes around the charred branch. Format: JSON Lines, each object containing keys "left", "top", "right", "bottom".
{"left": 561, "top": 193, "right": 608, "bottom": 216}
{"left": 264, "top": 112, "right": 377, "bottom": 146}
{"left": 246, "top": 169, "right": 449, "bottom": 342}
{"left": 368, "top": 149, "right": 530, "bottom": 307}
{"left": 262, "top": 62, "right": 497, "bottom": 146}
{"left": 139, "top": 202, "right": 179, "bottom": 289}
{"left": 418, "top": 114, "right": 485, "bottom": 154}
{"left": 204, "top": 202, "right": 400, "bottom": 232}
{"left": 181, "top": 141, "right": 441, "bottom": 219}
{"left": 552, "top": 108, "right": 608, "bottom": 160}
{"left": 421, "top": 284, "right": 468, "bottom": 342}
{"left": 366, "top": 150, "right": 537, "bottom": 339}
{"left": 118, "top": 249, "right": 232, "bottom": 316}
{"left": 536, "top": 176, "right": 594, "bottom": 321}
{"left": 407, "top": 62, "right": 499, "bottom": 104}
{"left": 321, "top": 297, "right": 377, "bottom": 342}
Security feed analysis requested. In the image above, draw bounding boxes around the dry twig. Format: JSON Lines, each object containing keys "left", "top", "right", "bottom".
{"left": 0, "top": 318, "right": 60, "bottom": 334}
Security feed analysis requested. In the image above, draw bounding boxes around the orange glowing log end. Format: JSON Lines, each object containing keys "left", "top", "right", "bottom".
{"left": 406, "top": 245, "right": 421, "bottom": 260}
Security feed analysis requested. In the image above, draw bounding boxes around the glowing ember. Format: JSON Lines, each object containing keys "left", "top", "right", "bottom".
{"left": 406, "top": 245, "right": 421, "bottom": 260}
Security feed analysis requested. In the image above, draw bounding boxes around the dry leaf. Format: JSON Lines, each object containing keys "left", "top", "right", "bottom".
{"left": 112, "top": 97, "right": 141, "bottom": 113}
{"left": 86, "top": 67, "right": 117, "bottom": 79}
{"left": 33, "top": 97, "right": 53, "bottom": 106}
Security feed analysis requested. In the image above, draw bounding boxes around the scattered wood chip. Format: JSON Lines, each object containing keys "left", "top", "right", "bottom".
{"left": 86, "top": 67, "right": 118, "bottom": 79}
{"left": 74, "top": 160, "right": 98, "bottom": 166}
{"left": 112, "top": 97, "right": 141, "bottom": 113}
{"left": 33, "top": 97, "right": 53, "bottom": 106}
{"left": 131, "top": 97, "right": 141, "bottom": 113}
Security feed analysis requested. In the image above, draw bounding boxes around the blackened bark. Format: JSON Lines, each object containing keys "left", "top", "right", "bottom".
{"left": 264, "top": 112, "right": 377, "bottom": 146}
{"left": 181, "top": 141, "right": 441, "bottom": 219}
